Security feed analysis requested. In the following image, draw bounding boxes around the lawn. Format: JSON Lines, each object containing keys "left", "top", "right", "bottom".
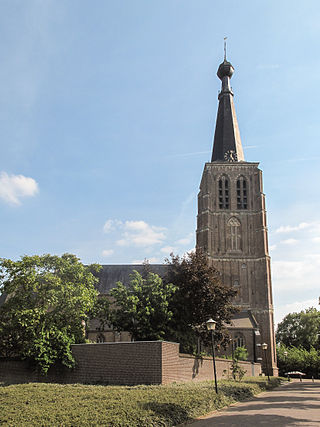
{"left": 0, "top": 377, "right": 282, "bottom": 426}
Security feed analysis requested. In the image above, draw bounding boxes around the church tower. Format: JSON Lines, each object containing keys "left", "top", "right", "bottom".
{"left": 196, "top": 56, "right": 278, "bottom": 375}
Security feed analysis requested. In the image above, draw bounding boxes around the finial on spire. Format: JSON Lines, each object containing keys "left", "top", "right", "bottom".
{"left": 224, "top": 37, "right": 227, "bottom": 61}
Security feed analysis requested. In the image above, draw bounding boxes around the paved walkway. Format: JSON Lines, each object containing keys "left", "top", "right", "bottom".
{"left": 191, "top": 380, "right": 320, "bottom": 426}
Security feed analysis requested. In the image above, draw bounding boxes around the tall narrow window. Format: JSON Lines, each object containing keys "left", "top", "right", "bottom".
{"left": 233, "top": 333, "right": 245, "bottom": 350}
{"left": 228, "top": 217, "right": 241, "bottom": 251}
{"left": 218, "top": 176, "right": 230, "bottom": 209}
{"left": 237, "top": 177, "right": 248, "bottom": 209}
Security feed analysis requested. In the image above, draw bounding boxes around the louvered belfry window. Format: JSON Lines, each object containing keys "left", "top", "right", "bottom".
{"left": 218, "top": 176, "right": 230, "bottom": 209}
{"left": 237, "top": 177, "right": 247, "bottom": 209}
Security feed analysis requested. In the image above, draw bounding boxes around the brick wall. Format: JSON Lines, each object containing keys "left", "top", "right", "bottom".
{"left": 176, "top": 353, "right": 261, "bottom": 383}
{"left": 0, "top": 341, "right": 261, "bottom": 385}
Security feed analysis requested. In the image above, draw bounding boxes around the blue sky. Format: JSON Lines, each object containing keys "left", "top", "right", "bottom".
{"left": 0, "top": 0, "right": 320, "bottom": 323}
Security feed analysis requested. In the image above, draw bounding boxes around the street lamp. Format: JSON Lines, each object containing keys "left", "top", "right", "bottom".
{"left": 206, "top": 318, "right": 218, "bottom": 393}
{"left": 284, "top": 350, "right": 289, "bottom": 381}
{"left": 229, "top": 337, "right": 234, "bottom": 360}
{"left": 262, "top": 342, "right": 270, "bottom": 381}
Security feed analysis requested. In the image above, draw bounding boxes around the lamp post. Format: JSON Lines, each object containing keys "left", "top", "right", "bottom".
{"left": 229, "top": 337, "right": 234, "bottom": 360}
{"left": 284, "top": 350, "right": 289, "bottom": 381}
{"left": 206, "top": 318, "right": 218, "bottom": 394}
{"left": 262, "top": 342, "right": 270, "bottom": 381}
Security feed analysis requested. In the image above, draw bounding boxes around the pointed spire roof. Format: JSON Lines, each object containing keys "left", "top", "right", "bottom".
{"left": 211, "top": 57, "right": 244, "bottom": 162}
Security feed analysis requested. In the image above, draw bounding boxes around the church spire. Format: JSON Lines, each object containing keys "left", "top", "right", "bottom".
{"left": 211, "top": 52, "right": 245, "bottom": 162}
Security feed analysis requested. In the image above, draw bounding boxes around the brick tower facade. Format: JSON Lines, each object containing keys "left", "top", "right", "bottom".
{"left": 196, "top": 57, "right": 278, "bottom": 375}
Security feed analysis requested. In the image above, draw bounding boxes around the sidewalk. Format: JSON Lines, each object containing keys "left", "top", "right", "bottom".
{"left": 190, "top": 380, "right": 320, "bottom": 426}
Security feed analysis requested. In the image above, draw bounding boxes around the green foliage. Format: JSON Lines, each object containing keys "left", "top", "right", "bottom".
{"left": 88, "top": 296, "right": 111, "bottom": 331}
{"left": 277, "top": 344, "right": 320, "bottom": 378}
{"left": 230, "top": 359, "right": 246, "bottom": 381}
{"left": 0, "top": 378, "right": 281, "bottom": 426}
{"left": 165, "top": 251, "right": 238, "bottom": 353}
{"left": 276, "top": 307, "right": 320, "bottom": 378}
{"left": 0, "top": 254, "right": 100, "bottom": 374}
{"left": 234, "top": 346, "right": 248, "bottom": 361}
{"left": 110, "top": 270, "right": 177, "bottom": 341}
{"left": 276, "top": 307, "right": 320, "bottom": 350}
{"left": 104, "top": 252, "right": 237, "bottom": 352}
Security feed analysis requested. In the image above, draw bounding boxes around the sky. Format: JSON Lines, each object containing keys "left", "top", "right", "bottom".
{"left": 0, "top": 0, "right": 319, "bottom": 324}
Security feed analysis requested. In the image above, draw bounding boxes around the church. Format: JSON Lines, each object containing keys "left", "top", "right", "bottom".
{"left": 88, "top": 55, "right": 278, "bottom": 376}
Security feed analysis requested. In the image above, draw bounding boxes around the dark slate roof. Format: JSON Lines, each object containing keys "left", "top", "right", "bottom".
{"left": 96, "top": 264, "right": 169, "bottom": 295}
{"left": 0, "top": 265, "right": 169, "bottom": 306}
{"left": 228, "top": 310, "right": 259, "bottom": 329}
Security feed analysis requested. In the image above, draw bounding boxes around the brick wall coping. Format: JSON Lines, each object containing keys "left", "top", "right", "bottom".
{"left": 72, "top": 340, "right": 180, "bottom": 346}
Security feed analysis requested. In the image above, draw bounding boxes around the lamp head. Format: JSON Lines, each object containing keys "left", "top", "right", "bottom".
{"left": 206, "top": 318, "right": 216, "bottom": 331}
{"left": 262, "top": 342, "right": 268, "bottom": 350}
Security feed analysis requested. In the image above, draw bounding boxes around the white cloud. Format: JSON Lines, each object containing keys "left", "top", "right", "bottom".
{"left": 312, "top": 237, "right": 320, "bottom": 242}
{"left": 272, "top": 254, "right": 320, "bottom": 291}
{"left": 273, "top": 260, "right": 311, "bottom": 283}
{"left": 276, "top": 222, "right": 310, "bottom": 233}
{"left": 117, "top": 220, "right": 166, "bottom": 247}
{"left": 103, "top": 219, "right": 122, "bottom": 233}
{"left": 275, "top": 298, "right": 319, "bottom": 326}
{"left": 280, "top": 238, "right": 298, "bottom": 245}
{"left": 181, "top": 248, "right": 196, "bottom": 258}
{"left": 0, "top": 172, "right": 38, "bottom": 205}
{"left": 176, "top": 233, "right": 193, "bottom": 246}
{"left": 306, "top": 253, "right": 320, "bottom": 262}
{"left": 103, "top": 220, "right": 114, "bottom": 233}
{"left": 124, "top": 221, "right": 150, "bottom": 231}
{"left": 160, "top": 246, "right": 176, "bottom": 254}
{"left": 102, "top": 249, "right": 114, "bottom": 257}
{"left": 103, "top": 219, "right": 166, "bottom": 247}
{"left": 269, "top": 244, "right": 277, "bottom": 251}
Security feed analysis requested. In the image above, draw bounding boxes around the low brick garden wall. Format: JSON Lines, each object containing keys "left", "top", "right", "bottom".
{"left": 0, "top": 341, "right": 261, "bottom": 385}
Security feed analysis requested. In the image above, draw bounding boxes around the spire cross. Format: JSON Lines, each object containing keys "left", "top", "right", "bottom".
{"left": 224, "top": 37, "right": 227, "bottom": 61}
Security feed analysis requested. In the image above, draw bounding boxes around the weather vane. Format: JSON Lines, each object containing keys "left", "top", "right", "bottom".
{"left": 224, "top": 37, "right": 227, "bottom": 61}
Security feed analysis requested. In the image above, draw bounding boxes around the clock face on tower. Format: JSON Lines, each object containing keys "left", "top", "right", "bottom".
{"left": 224, "top": 150, "right": 238, "bottom": 162}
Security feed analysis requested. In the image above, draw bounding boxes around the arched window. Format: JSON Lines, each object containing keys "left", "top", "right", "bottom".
{"left": 233, "top": 333, "right": 245, "bottom": 350}
{"left": 237, "top": 177, "right": 248, "bottom": 209}
{"left": 218, "top": 176, "right": 230, "bottom": 209}
{"left": 228, "top": 217, "right": 241, "bottom": 251}
{"left": 96, "top": 333, "right": 105, "bottom": 343}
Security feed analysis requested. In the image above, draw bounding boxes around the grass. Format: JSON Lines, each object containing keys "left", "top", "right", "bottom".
{"left": 0, "top": 377, "right": 282, "bottom": 426}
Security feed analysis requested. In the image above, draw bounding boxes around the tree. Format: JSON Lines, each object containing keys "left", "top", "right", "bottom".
{"left": 233, "top": 346, "right": 248, "bottom": 361}
{"left": 110, "top": 270, "right": 177, "bottom": 341}
{"left": 231, "top": 359, "right": 246, "bottom": 381}
{"left": 165, "top": 251, "right": 238, "bottom": 353}
{"left": 277, "top": 344, "right": 320, "bottom": 378}
{"left": 276, "top": 307, "right": 320, "bottom": 350}
{"left": 88, "top": 295, "right": 111, "bottom": 332}
{"left": 0, "top": 254, "right": 100, "bottom": 374}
